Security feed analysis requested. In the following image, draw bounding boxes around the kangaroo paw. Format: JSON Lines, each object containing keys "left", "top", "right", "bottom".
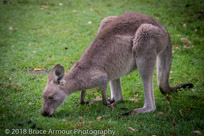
{"left": 79, "top": 100, "right": 86, "bottom": 105}
{"left": 107, "top": 98, "right": 115, "bottom": 104}
{"left": 103, "top": 100, "right": 111, "bottom": 106}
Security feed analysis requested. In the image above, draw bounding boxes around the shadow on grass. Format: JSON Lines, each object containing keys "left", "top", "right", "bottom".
{"left": 52, "top": 100, "right": 140, "bottom": 119}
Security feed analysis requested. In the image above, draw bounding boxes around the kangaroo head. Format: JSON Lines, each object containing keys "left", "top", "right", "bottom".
{"left": 42, "top": 64, "right": 67, "bottom": 116}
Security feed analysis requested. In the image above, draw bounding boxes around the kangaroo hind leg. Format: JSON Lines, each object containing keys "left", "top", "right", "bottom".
{"left": 126, "top": 24, "right": 165, "bottom": 115}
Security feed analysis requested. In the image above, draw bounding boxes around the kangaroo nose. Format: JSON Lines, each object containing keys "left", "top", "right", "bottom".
{"left": 42, "top": 111, "right": 49, "bottom": 116}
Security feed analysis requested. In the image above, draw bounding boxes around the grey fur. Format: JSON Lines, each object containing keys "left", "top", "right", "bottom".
{"left": 42, "top": 12, "right": 193, "bottom": 116}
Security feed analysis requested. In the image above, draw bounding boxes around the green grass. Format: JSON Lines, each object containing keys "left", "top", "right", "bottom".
{"left": 0, "top": 0, "right": 204, "bottom": 135}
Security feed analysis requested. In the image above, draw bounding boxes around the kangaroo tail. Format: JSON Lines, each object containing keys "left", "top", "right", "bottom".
{"left": 157, "top": 35, "right": 193, "bottom": 95}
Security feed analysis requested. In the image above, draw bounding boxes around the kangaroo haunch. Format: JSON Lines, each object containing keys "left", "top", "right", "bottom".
{"left": 42, "top": 12, "right": 193, "bottom": 117}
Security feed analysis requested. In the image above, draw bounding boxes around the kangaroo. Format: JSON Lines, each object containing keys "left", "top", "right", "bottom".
{"left": 42, "top": 12, "right": 193, "bottom": 116}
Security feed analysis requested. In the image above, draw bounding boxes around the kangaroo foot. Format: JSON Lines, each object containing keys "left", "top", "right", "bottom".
{"left": 122, "top": 107, "right": 156, "bottom": 116}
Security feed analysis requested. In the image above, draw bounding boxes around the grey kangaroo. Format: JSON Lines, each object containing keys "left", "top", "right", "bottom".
{"left": 42, "top": 12, "right": 193, "bottom": 116}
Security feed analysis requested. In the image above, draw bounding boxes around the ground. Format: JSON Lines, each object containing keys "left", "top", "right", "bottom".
{"left": 0, "top": 0, "right": 204, "bottom": 135}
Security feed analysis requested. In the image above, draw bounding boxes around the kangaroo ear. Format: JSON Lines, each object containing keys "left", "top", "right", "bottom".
{"left": 54, "top": 64, "right": 65, "bottom": 84}
{"left": 49, "top": 64, "right": 65, "bottom": 84}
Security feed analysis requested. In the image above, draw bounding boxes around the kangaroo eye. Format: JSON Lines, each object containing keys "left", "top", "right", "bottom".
{"left": 48, "top": 95, "right": 54, "bottom": 100}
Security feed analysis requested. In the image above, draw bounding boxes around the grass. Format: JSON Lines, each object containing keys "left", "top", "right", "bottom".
{"left": 0, "top": 0, "right": 204, "bottom": 135}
